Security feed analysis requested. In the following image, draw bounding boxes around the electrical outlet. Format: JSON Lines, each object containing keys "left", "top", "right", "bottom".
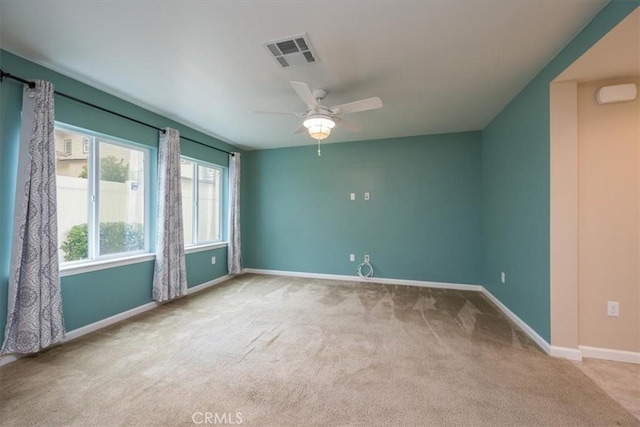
{"left": 211, "top": 256, "right": 216, "bottom": 265}
{"left": 364, "top": 192, "right": 370, "bottom": 201}
{"left": 607, "top": 301, "right": 619, "bottom": 317}
{"left": 349, "top": 254, "right": 355, "bottom": 262}
{"left": 501, "top": 272, "right": 506, "bottom": 283}
{"left": 350, "top": 193, "right": 356, "bottom": 201}
{"left": 364, "top": 254, "right": 370, "bottom": 263}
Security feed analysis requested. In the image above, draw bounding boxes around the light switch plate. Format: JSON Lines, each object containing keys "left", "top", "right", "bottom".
{"left": 607, "top": 301, "right": 619, "bottom": 317}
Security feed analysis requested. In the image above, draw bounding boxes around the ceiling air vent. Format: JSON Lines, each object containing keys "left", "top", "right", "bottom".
{"left": 264, "top": 34, "right": 318, "bottom": 68}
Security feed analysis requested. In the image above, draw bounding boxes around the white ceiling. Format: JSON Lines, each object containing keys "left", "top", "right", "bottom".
{"left": 0, "top": 0, "right": 610, "bottom": 150}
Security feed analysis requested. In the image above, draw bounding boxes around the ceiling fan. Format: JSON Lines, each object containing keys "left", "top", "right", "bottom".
{"left": 256, "top": 81, "right": 383, "bottom": 153}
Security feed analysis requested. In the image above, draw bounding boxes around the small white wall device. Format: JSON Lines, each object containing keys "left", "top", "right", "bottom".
{"left": 595, "top": 83, "right": 637, "bottom": 104}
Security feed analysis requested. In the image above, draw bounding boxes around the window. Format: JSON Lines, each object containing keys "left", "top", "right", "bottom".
{"left": 64, "top": 139, "right": 72, "bottom": 155}
{"left": 55, "top": 124, "right": 149, "bottom": 263}
{"left": 180, "top": 157, "right": 222, "bottom": 246}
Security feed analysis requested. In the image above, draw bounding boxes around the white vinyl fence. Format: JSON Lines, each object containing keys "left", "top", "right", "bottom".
{"left": 56, "top": 176, "right": 218, "bottom": 261}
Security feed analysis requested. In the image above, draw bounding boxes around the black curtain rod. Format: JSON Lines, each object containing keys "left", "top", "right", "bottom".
{"left": 0, "top": 69, "right": 234, "bottom": 157}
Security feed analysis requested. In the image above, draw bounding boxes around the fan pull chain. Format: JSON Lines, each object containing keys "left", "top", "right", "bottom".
{"left": 317, "top": 139, "right": 321, "bottom": 156}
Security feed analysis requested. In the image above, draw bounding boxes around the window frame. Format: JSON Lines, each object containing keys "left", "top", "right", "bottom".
{"left": 64, "top": 139, "right": 72, "bottom": 155}
{"left": 180, "top": 155, "right": 224, "bottom": 248}
{"left": 55, "top": 122, "right": 151, "bottom": 266}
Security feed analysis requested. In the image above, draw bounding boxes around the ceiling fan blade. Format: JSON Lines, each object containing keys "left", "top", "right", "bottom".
{"left": 254, "top": 110, "right": 304, "bottom": 116}
{"left": 334, "top": 117, "right": 362, "bottom": 133}
{"left": 291, "top": 81, "right": 319, "bottom": 109}
{"left": 330, "top": 97, "right": 383, "bottom": 115}
{"left": 292, "top": 123, "right": 307, "bottom": 134}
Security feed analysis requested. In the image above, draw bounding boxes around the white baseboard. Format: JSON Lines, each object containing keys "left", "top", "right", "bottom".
{"left": 0, "top": 274, "right": 232, "bottom": 368}
{"left": 0, "top": 354, "right": 22, "bottom": 368}
{"left": 242, "top": 268, "right": 483, "bottom": 292}
{"left": 550, "top": 346, "right": 583, "bottom": 361}
{"left": 1, "top": 301, "right": 159, "bottom": 367}
{"left": 187, "top": 274, "right": 231, "bottom": 295}
{"left": 19, "top": 270, "right": 639, "bottom": 367}
{"left": 63, "top": 301, "right": 159, "bottom": 342}
{"left": 65, "top": 274, "right": 231, "bottom": 342}
{"left": 479, "top": 288, "right": 551, "bottom": 354}
{"left": 579, "top": 345, "right": 640, "bottom": 364}
{"left": 243, "top": 268, "right": 557, "bottom": 356}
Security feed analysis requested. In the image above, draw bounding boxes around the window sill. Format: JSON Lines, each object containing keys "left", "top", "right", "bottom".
{"left": 185, "top": 242, "right": 228, "bottom": 255}
{"left": 58, "top": 243, "right": 228, "bottom": 277}
{"left": 60, "top": 253, "right": 156, "bottom": 277}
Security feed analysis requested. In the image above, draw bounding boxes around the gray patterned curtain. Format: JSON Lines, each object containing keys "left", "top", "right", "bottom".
{"left": 1, "top": 81, "right": 65, "bottom": 355}
{"left": 152, "top": 128, "right": 187, "bottom": 302}
{"left": 227, "top": 152, "right": 242, "bottom": 275}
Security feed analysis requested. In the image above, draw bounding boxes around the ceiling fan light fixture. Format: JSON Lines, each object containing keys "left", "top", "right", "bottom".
{"left": 303, "top": 115, "right": 335, "bottom": 140}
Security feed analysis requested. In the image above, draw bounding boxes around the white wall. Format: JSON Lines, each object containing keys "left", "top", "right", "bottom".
{"left": 577, "top": 77, "right": 640, "bottom": 353}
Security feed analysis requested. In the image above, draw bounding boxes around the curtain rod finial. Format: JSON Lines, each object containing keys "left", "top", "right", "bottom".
{"left": 0, "top": 69, "right": 36, "bottom": 88}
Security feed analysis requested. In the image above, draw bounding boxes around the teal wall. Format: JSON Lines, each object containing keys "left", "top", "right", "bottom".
{"left": 243, "top": 1, "right": 639, "bottom": 343}
{"left": 61, "top": 246, "right": 228, "bottom": 331}
{"left": 480, "top": 1, "right": 639, "bottom": 342}
{"left": 243, "top": 132, "right": 481, "bottom": 284}
{"left": 2, "top": 0, "right": 637, "bottom": 350}
{"left": 0, "top": 51, "right": 238, "bottom": 343}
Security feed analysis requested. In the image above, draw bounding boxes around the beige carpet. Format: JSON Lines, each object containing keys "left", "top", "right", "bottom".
{"left": 1, "top": 274, "right": 637, "bottom": 426}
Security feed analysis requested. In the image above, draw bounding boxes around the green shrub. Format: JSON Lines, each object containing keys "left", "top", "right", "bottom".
{"left": 100, "top": 156, "right": 129, "bottom": 183}
{"left": 78, "top": 165, "right": 88, "bottom": 179}
{"left": 77, "top": 156, "right": 129, "bottom": 182}
{"left": 99, "top": 222, "right": 145, "bottom": 255}
{"left": 61, "top": 222, "right": 144, "bottom": 261}
{"left": 61, "top": 224, "right": 89, "bottom": 261}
